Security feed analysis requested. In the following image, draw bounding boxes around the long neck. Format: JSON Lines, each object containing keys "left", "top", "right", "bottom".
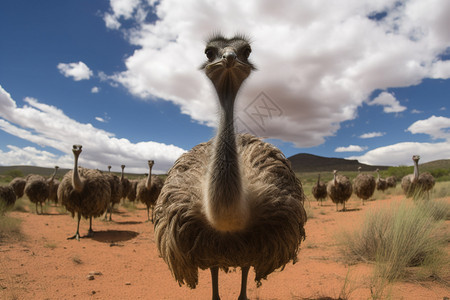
{"left": 121, "top": 167, "right": 125, "bottom": 182}
{"left": 72, "top": 155, "right": 83, "bottom": 192}
{"left": 205, "top": 92, "right": 246, "bottom": 232}
{"left": 334, "top": 173, "right": 337, "bottom": 185}
{"left": 413, "top": 160, "right": 419, "bottom": 180}
{"left": 50, "top": 167, "right": 57, "bottom": 183}
{"left": 146, "top": 166, "right": 152, "bottom": 190}
{"left": 317, "top": 174, "right": 321, "bottom": 185}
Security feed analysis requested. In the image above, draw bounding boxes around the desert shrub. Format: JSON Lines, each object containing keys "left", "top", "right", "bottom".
{"left": 0, "top": 214, "right": 23, "bottom": 242}
{"left": 340, "top": 201, "right": 447, "bottom": 281}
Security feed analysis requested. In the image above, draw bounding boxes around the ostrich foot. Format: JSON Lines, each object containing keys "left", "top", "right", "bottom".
{"left": 84, "top": 229, "right": 95, "bottom": 238}
{"left": 67, "top": 233, "right": 80, "bottom": 241}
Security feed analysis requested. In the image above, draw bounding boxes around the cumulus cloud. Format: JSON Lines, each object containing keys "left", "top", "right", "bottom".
{"left": 0, "top": 85, "right": 185, "bottom": 173}
{"left": 407, "top": 115, "right": 450, "bottom": 140}
{"left": 359, "top": 132, "right": 385, "bottom": 139}
{"left": 91, "top": 86, "right": 100, "bottom": 93}
{"left": 368, "top": 92, "right": 407, "bottom": 113}
{"left": 349, "top": 115, "right": 450, "bottom": 165}
{"left": 57, "top": 61, "right": 93, "bottom": 81}
{"left": 102, "top": 0, "right": 450, "bottom": 148}
{"left": 335, "top": 145, "right": 367, "bottom": 152}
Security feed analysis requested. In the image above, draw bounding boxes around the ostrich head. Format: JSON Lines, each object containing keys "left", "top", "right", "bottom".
{"left": 412, "top": 155, "right": 420, "bottom": 163}
{"left": 148, "top": 160, "right": 154, "bottom": 168}
{"left": 55, "top": 166, "right": 59, "bottom": 170}
{"left": 72, "top": 145, "right": 82, "bottom": 156}
{"left": 201, "top": 34, "right": 255, "bottom": 111}
{"left": 121, "top": 164, "right": 125, "bottom": 170}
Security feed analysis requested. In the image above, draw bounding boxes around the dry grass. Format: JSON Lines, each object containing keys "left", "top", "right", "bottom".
{"left": 339, "top": 199, "right": 448, "bottom": 282}
{"left": 0, "top": 214, "right": 23, "bottom": 243}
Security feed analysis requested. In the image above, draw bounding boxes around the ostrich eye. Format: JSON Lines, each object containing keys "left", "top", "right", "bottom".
{"left": 205, "top": 48, "right": 215, "bottom": 60}
{"left": 243, "top": 47, "right": 251, "bottom": 59}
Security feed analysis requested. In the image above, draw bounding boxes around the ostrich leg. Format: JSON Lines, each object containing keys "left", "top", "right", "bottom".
{"left": 68, "top": 213, "right": 81, "bottom": 241}
{"left": 210, "top": 267, "right": 220, "bottom": 300}
{"left": 238, "top": 266, "right": 250, "bottom": 300}
{"left": 85, "top": 216, "right": 94, "bottom": 237}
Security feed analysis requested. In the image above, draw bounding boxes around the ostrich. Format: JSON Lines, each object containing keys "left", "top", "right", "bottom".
{"left": 375, "top": 169, "right": 388, "bottom": 192}
{"left": 136, "top": 160, "right": 163, "bottom": 222}
{"left": 103, "top": 167, "right": 123, "bottom": 221}
{"left": 353, "top": 167, "right": 376, "bottom": 205}
{"left": 327, "top": 170, "right": 353, "bottom": 211}
{"left": 120, "top": 164, "right": 131, "bottom": 201}
{"left": 25, "top": 174, "right": 50, "bottom": 214}
{"left": 9, "top": 177, "right": 26, "bottom": 199}
{"left": 386, "top": 176, "right": 397, "bottom": 189}
{"left": 312, "top": 174, "right": 327, "bottom": 206}
{"left": 57, "top": 145, "right": 110, "bottom": 240}
{"left": 401, "top": 155, "right": 435, "bottom": 198}
{"left": 126, "top": 179, "right": 139, "bottom": 202}
{"left": 0, "top": 185, "right": 16, "bottom": 213}
{"left": 153, "top": 34, "right": 307, "bottom": 300}
{"left": 47, "top": 166, "right": 60, "bottom": 205}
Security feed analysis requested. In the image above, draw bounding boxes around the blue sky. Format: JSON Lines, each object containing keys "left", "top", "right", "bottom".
{"left": 1, "top": 0, "right": 449, "bottom": 174}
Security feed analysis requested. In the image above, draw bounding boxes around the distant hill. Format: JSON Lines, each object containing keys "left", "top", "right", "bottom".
{"left": 288, "top": 153, "right": 389, "bottom": 173}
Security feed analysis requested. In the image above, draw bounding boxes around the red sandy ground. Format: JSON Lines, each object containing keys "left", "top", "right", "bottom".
{"left": 0, "top": 195, "right": 448, "bottom": 300}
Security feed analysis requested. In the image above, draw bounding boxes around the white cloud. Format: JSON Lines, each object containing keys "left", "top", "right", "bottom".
{"left": 103, "top": 0, "right": 450, "bottom": 148}
{"left": 335, "top": 145, "right": 367, "bottom": 152}
{"left": 368, "top": 92, "right": 407, "bottom": 113}
{"left": 411, "top": 109, "right": 422, "bottom": 114}
{"left": 57, "top": 61, "right": 93, "bottom": 81}
{"left": 359, "top": 132, "right": 385, "bottom": 139}
{"left": 0, "top": 85, "right": 185, "bottom": 173}
{"left": 91, "top": 86, "right": 100, "bottom": 93}
{"left": 407, "top": 115, "right": 450, "bottom": 140}
{"left": 348, "top": 115, "right": 450, "bottom": 165}
{"left": 95, "top": 117, "right": 106, "bottom": 122}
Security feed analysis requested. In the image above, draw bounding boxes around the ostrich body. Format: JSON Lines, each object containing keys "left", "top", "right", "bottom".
{"left": 136, "top": 160, "right": 163, "bottom": 222}
{"left": 127, "top": 179, "right": 139, "bottom": 202}
{"left": 0, "top": 185, "right": 16, "bottom": 213}
{"left": 9, "top": 177, "right": 26, "bottom": 199}
{"left": 386, "top": 176, "right": 397, "bottom": 189}
{"left": 401, "top": 155, "right": 435, "bottom": 198}
{"left": 327, "top": 170, "right": 353, "bottom": 211}
{"left": 57, "top": 145, "right": 110, "bottom": 240}
{"left": 47, "top": 166, "right": 60, "bottom": 205}
{"left": 312, "top": 174, "right": 327, "bottom": 205}
{"left": 104, "top": 168, "right": 123, "bottom": 221}
{"left": 25, "top": 174, "right": 50, "bottom": 214}
{"left": 153, "top": 35, "right": 307, "bottom": 300}
{"left": 353, "top": 167, "right": 376, "bottom": 205}
{"left": 120, "top": 165, "right": 131, "bottom": 201}
{"left": 375, "top": 169, "right": 388, "bottom": 192}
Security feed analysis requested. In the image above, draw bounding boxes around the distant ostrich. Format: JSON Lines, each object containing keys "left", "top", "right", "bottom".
{"left": 153, "top": 35, "right": 307, "bottom": 300}
{"left": 136, "top": 160, "right": 163, "bottom": 222}
{"left": 401, "top": 155, "right": 435, "bottom": 198}
{"left": 0, "top": 185, "right": 16, "bottom": 213}
{"left": 104, "top": 168, "right": 123, "bottom": 221}
{"left": 57, "top": 145, "right": 111, "bottom": 240}
{"left": 375, "top": 169, "right": 388, "bottom": 192}
{"left": 9, "top": 177, "right": 26, "bottom": 199}
{"left": 126, "top": 179, "right": 139, "bottom": 202}
{"left": 327, "top": 170, "right": 353, "bottom": 211}
{"left": 25, "top": 174, "right": 50, "bottom": 214}
{"left": 312, "top": 174, "right": 327, "bottom": 206}
{"left": 120, "top": 165, "right": 131, "bottom": 201}
{"left": 386, "top": 176, "right": 397, "bottom": 189}
{"left": 353, "top": 167, "right": 376, "bottom": 205}
{"left": 47, "top": 166, "right": 60, "bottom": 205}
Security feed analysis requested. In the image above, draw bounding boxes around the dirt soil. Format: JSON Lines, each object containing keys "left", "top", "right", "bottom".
{"left": 1, "top": 195, "right": 449, "bottom": 300}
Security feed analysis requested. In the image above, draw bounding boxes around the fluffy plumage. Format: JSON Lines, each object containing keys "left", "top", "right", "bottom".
{"left": 375, "top": 169, "right": 388, "bottom": 192}
{"left": 0, "top": 185, "right": 16, "bottom": 212}
{"left": 57, "top": 145, "right": 110, "bottom": 240}
{"left": 401, "top": 155, "right": 435, "bottom": 198}
{"left": 353, "top": 168, "right": 376, "bottom": 205}
{"left": 25, "top": 174, "right": 49, "bottom": 214}
{"left": 154, "top": 134, "right": 306, "bottom": 288}
{"left": 9, "top": 177, "right": 26, "bottom": 199}
{"left": 103, "top": 172, "right": 123, "bottom": 221}
{"left": 327, "top": 170, "right": 353, "bottom": 211}
{"left": 137, "top": 160, "right": 163, "bottom": 222}
{"left": 312, "top": 174, "right": 327, "bottom": 205}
